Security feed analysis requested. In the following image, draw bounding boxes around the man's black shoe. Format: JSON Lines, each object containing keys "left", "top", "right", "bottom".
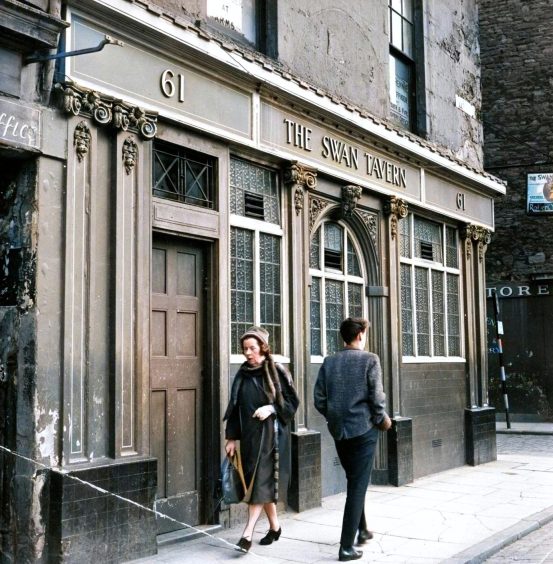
{"left": 338, "top": 546, "right": 363, "bottom": 561}
{"left": 357, "top": 528, "right": 373, "bottom": 544}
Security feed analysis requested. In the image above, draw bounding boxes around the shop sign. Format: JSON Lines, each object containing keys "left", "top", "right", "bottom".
{"left": 527, "top": 173, "right": 553, "bottom": 214}
{"left": 0, "top": 98, "right": 40, "bottom": 150}
{"left": 486, "top": 282, "right": 551, "bottom": 299}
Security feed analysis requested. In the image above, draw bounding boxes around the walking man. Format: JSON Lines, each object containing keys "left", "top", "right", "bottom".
{"left": 314, "top": 317, "right": 391, "bottom": 562}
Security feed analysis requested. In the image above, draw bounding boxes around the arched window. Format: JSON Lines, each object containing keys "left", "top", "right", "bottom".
{"left": 309, "top": 221, "right": 366, "bottom": 357}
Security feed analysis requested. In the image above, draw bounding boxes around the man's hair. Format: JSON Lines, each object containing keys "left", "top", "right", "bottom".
{"left": 340, "top": 317, "right": 369, "bottom": 345}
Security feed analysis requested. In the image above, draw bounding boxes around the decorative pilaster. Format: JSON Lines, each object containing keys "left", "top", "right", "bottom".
{"left": 284, "top": 161, "right": 317, "bottom": 215}
{"left": 384, "top": 196, "right": 408, "bottom": 240}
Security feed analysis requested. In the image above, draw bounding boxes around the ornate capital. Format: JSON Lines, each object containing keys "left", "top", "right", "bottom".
{"left": 285, "top": 162, "right": 318, "bottom": 216}
{"left": 74, "top": 121, "right": 91, "bottom": 162}
{"left": 123, "top": 137, "right": 138, "bottom": 175}
{"left": 341, "top": 185, "right": 362, "bottom": 218}
{"left": 56, "top": 82, "right": 158, "bottom": 139}
{"left": 461, "top": 225, "right": 491, "bottom": 262}
{"left": 384, "top": 196, "right": 408, "bottom": 240}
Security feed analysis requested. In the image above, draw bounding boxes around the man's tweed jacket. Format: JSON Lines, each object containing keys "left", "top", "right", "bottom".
{"left": 314, "top": 348, "right": 387, "bottom": 441}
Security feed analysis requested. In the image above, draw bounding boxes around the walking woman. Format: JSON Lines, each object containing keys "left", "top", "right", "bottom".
{"left": 223, "top": 326, "right": 299, "bottom": 552}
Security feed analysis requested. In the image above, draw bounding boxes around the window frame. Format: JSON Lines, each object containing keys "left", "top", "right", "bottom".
{"left": 309, "top": 220, "right": 367, "bottom": 363}
{"left": 229, "top": 158, "right": 288, "bottom": 364}
{"left": 400, "top": 214, "right": 464, "bottom": 363}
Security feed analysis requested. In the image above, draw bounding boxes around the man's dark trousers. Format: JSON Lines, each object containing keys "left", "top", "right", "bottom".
{"left": 334, "top": 427, "right": 379, "bottom": 547}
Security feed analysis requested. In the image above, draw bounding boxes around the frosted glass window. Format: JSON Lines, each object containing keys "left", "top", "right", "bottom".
{"left": 414, "top": 217, "right": 443, "bottom": 263}
{"left": 432, "top": 271, "right": 445, "bottom": 356}
{"left": 348, "top": 283, "right": 363, "bottom": 319}
{"left": 260, "top": 233, "right": 281, "bottom": 353}
{"left": 325, "top": 280, "right": 344, "bottom": 355}
{"left": 231, "top": 228, "right": 254, "bottom": 354}
{"left": 446, "top": 226, "right": 459, "bottom": 269}
{"left": 347, "top": 236, "right": 362, "bottom": 276}
{"left": 310, "top": 279, "right": 322, "bottom": 356}
{"left": 399, "top": 214, "right": 411, "bottom": 258}
{"left": 400, "top": 264, "right": 414, "bottom": 356}
{"left": 447, "top": 274, "right": 461, "bottom": 357}
{"left": 415, "top": 267, "right": 430, "bottom": 356}
{"left": 310, "top": 227, "right": 321, "bottom": 269}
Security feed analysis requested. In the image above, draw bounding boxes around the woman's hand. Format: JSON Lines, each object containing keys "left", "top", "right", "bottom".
{"left": 252, "top": 405, "right": 276, "bottom": 421}
{"left": 225, "top": 439, "right": 236, "bottom": 457}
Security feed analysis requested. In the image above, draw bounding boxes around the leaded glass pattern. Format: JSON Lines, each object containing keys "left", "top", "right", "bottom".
{"left": 446, "top": 226, "right": 458, "bottom": 269}
{"left": 310, "top": 227, "right": 321, "bottom": 269}
{"left": 348, "top": 283, "right": 363, "bottom": 318}
{"left": 324, "top": 223, "right": 342, "bottom": 252}
{"left": 231, "top": 228, "right": 254, "bottom": 354}
{"left": 153, "top": 142, "right": 215, "bottom": 209}
{"left": 399, "top": 214, "right": 411, "bottom": 258}
{"left": 447, "top": 274, "right": 461, "bottom": 356}
{"left": 325, "top": 280, "right": 344, "bottom": 355}
{"left": 414, "top": 217, "right": 443, "bottom": 263}
{"left": 431, "top": 271, "right": 445, "bottom": 356}
{"left": 230, "top": 158, "right": 280, "bottom": 224}
{"left": 310, "top": 278, "right": 322, "bottom": 355}
{"left": 415, "top": 267, "right": 430, "bottom": 356}
{"left": 400, "top": 264, "right": 414, "bottom": 356}
{"left": 260, "top": 233, "right": 281, "bottom": 353}
{"left": 347, "top": 237, "right": 362, "bottom": 276}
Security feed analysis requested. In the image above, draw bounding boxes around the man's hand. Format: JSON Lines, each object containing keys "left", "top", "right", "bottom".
{"left": 253, "top": 405, "right": 275, "bottom": 421}
{"left": 225, "top": 439, "right": 236, "bottom": 457}
{"left": 377, "top": 414, "right": 392, "bottom": 432}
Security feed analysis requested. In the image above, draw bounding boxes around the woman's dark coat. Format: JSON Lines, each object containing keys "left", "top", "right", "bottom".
{"left": 223, "top": 362, "right": 299, "bottom": 504}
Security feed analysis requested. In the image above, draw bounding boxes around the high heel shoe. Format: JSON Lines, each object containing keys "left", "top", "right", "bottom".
{"left": 259, "top": 527, "right": 282, "bottom": 545}
{"left": 236, "top": 537, "right": 252, "bottom": 552}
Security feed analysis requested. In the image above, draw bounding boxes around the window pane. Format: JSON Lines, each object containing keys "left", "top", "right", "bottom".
{"left": 403, "top": 20, "right": 413, "bottom": 58}
{"left": 310, "top": 278, "right": 322, "bottom": 355}
{"left": 400, "top": 264, "right": 414, "bottom": 355}
{"left": 310, "top": 227, "right": 321, "bottom": 269}
{"left": 348, "top": 283, "right": 363, "bottom": 319}
{"left": 231, "top": 228, "right": 254, "bottom": 354}
{"left": 391, "top": 11, "right": 403, "bottom": 50}
{"left": 399, "top": 214, "right": 411, "bottom": 258}
{"left": 389, "top": 55, "right": 411, "bottom": 129}
{"left": 347, "top": 236, "right": 362, "bottom": 276}
{"left": 153, "top": 143, "right": 215, "bottom": 209}
{"left": 415, "top": 267, "right": 430, "bottom": 356}
{"left": 260, "top": 233, "right": 281, "bottom": 353}
{"left": 414, "top": 217, "right": 443, "bottom": 263}
{"left": 324, "top": 223, "right": 343, "bottom": 271}
{"left": 391, "top": 0, "right": 402, "bottom": 12}
{"left": 325, "top": 280, "right": 344, "bottom": 355}
{"left": 446, "top": 226, "right": 459, "bottom": 269}
{"left": 230, "top": 158, "right": 280, "bottom": 224}
{"left": 402, "top": 0, "right": 413, "bottom": 22}
{"left": 447, "top": 274, "right": 461, "bottom": 356}
{"left": 432, "top": 271, "right": 445, "bottom": 356}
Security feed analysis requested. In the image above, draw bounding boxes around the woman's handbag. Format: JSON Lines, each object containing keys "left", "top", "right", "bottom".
{"left": 221, "top": 452, "right": 246, "bottom": 504}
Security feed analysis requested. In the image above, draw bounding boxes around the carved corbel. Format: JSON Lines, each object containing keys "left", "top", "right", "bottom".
{"left": 123, "top": 137, "right": 138, "bottom": 175}
{"left": 384, "top": 196, "right": 408, "bottom": 240}
{"left": 341, "top": 185, "right": 362, "bottom": 218}
{"left": 56, "top": 82, "right": 158, "bottom": 139}
{"left": 475, "top": 227, "right": 492, "bottom": 263}
{"left": 309, "top": 197, "right": 331, "bottom": 231}
{"left": 284, "top": 162, "right": 317, "bottom": 215}
{"left": 74, "top": 121, "right": 91, "bottom": 162}
{"left": 460, "top": 224, "right": 480, "bottom": 261}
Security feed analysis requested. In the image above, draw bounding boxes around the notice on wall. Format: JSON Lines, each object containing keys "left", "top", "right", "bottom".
{"left": 527, "top": 172, "right": 553, "bottom": 213}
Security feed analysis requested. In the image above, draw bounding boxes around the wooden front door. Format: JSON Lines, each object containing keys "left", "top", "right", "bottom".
{"left": 150, "top": 235, "right": 205, "bottom": 533}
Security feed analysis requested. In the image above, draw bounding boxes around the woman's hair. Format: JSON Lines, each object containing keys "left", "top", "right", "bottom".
{"left": 340, "top": 317, "right": 369, "bottom": 345}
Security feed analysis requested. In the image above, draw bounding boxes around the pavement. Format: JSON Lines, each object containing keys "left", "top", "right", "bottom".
{"left": 129, "top": 423, "right": 553, "bottom": 564}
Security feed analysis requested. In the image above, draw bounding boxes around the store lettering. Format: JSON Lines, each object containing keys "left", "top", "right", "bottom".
{"left": 486, "top": 284, "right": 550, "bottom": 298}
{"left": 0, "top": 112, "right": 36, "bottom": 145}
{"left": 284, "top": 118, "right": 407, "bottom": 188}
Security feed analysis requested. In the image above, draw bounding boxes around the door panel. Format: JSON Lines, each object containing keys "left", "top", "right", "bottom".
{"left": 150, "top": 236, "right": 204, "bottom": 534}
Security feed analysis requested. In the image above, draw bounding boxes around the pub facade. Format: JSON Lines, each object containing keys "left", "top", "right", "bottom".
{"left": 0, "top": 0, "right": 506, "bottom": 561}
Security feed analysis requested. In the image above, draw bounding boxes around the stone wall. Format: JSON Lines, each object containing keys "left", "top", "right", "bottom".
{"left": 480, "top": 0, "right": 553, "bottom": 281}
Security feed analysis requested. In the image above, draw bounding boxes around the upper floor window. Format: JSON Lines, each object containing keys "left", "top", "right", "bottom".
{"left": 230, "top": 158, "right": 283, "bottom": 356}
{"left": 389, "top": 0, "right": 418, "bottom": 131}
{"left": 153, "top": 141, "right": 216, "bottom": 209}
{"left": 400, "top": 215, "right": 462, "bottom": 359}
{"left": 207, "top": 0, "right": 277, "bottom": 57}
{"left": 310, "top": 221, "right": 366, "bottom": 357}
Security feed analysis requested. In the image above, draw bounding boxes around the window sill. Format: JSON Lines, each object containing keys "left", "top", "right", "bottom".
{"left": 401, "top": 356, "right": 466, "bottom": 364}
